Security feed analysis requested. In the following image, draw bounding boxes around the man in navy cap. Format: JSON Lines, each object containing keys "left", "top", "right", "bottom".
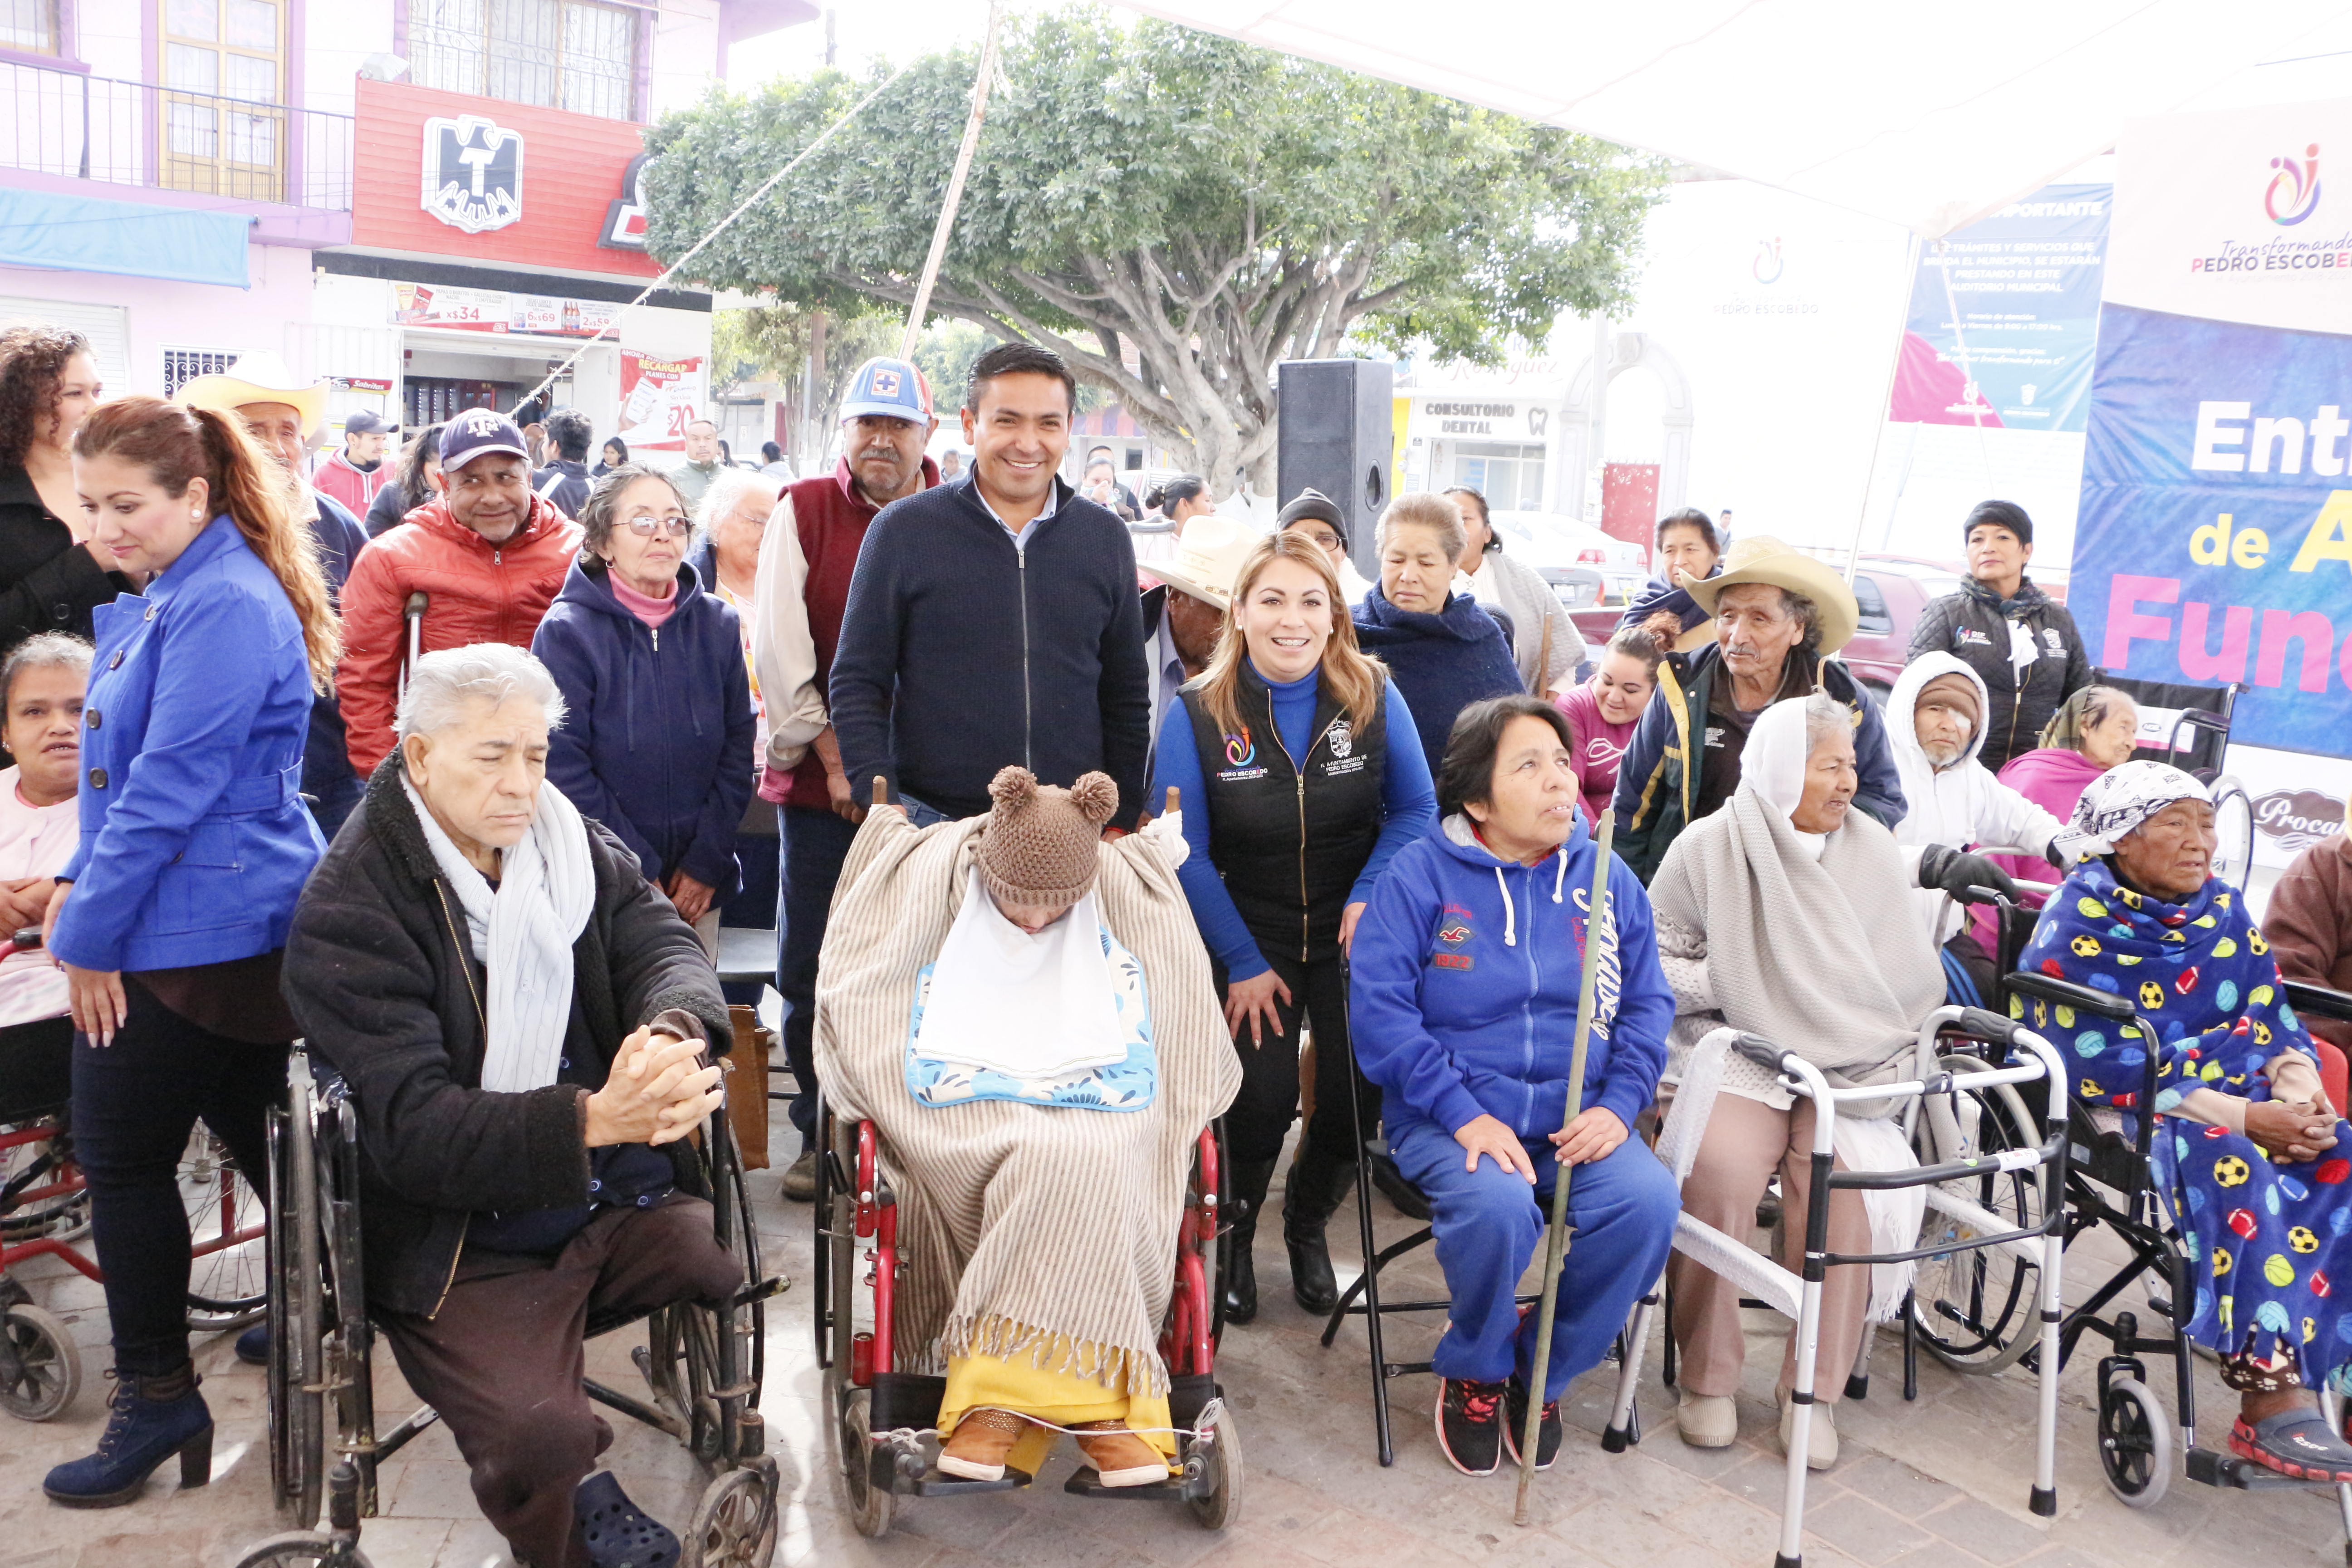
{"left": 334, "top": 409, "right": 583, "bottom": 778}
{"left": 752, "top": 353, "right": 940, "bottom": 1199}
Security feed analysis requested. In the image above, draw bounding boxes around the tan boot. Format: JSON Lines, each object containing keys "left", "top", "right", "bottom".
{"left": 938, "top": 1407, "right": 1027, "bottom": 1481}
{"left": 1676, "top": 1389, "right": 1738, "bottom": 1448}
{"left": 1778, "top": 1389, "right": 1838, "bottom": 1470}
{"left": 1072, "top": 1420, "right": 1171, "bottom": 1487}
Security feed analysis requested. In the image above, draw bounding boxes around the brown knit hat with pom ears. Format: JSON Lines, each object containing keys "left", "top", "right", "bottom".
{"left": 977, "top": 766, "right": 1117, "bottom": 909}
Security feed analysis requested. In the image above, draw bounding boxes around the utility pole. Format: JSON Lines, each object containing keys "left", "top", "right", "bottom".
{"left": 823, "top": 8, "right": 836, "bottom": 67}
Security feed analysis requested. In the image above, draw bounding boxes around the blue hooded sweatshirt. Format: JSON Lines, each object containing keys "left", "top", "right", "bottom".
{"left": 1349, "top": 811, "right": 1676, "bottom": 1142}
{"left": 530, "top": 556, "right": 755, "bottom": 894}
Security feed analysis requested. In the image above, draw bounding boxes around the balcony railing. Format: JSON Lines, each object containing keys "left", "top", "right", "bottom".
{"left": 4, "top": 59, "right": 353, "bottom": 211}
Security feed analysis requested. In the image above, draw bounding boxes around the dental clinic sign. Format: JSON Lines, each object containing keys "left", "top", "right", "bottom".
{"left": 2075, "top": 100, "right": 2352, "bottom": 761}
{"left": 422, "top": 114, "right": 524, "bottom": 235}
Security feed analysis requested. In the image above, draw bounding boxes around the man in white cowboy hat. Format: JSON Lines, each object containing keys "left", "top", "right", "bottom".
{"left": 1611, "top": 534, "right": 1907, "bottom": 883}
{"left": 176, "top": 351, "right": 374, "bottom": 839}
{"left": 1140, "top": 512, "right": 1252, "bottom": 759}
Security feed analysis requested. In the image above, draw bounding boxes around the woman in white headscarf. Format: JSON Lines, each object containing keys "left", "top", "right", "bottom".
{"left": 1646, "top": 692, "right": 1946, "bottom": 1470}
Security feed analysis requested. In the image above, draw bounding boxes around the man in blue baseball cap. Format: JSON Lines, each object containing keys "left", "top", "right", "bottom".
{"left": 751, "top": 355, "right": 941, "bottom": 1199}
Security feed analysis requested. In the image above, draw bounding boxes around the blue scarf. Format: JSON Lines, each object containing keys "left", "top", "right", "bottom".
{"left": 2019, "top": 857, "right": 2317, "bottom": 1122}
{"left": 1352, "top": 585, "right": 1524, "bottom": 772}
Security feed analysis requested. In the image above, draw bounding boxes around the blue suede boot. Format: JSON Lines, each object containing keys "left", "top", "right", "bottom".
{"left": 42, "top": 1364, "right": 212, "bottom": 1508}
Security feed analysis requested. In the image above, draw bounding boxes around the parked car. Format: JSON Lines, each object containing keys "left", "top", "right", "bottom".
{"left": 1837, "top": 556, "right": 1968, "bottom": 701}
{"left": 1489, "top": 510, "right": 1648, "bottom": 601}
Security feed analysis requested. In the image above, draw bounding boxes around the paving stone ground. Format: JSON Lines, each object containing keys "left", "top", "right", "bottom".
{"left": 6, "top": 1103, "right": 2349, "bottom": 1567}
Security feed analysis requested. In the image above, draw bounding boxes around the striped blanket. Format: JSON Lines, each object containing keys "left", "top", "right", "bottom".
{"left": 813, "top": 809, "right": 1240, "bottom": 1396}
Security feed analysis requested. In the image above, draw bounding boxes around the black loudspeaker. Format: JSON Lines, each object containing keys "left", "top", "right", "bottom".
{"left": 1277, "top": 358, "right": 1393, "bottom": 578}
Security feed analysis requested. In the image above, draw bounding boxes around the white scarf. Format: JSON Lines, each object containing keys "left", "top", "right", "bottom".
{"left": 915, "top": 866, "right": 1127, "bottom": 1080}
{"left": 1740, "top": 697, "right": 1828, "bottom": 861}
{"left": 404, "top": 776, "right": 597, "bottom": 1093}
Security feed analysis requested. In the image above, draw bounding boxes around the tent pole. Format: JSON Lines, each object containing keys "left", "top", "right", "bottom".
{"left": 899, "top": 0, "right": 1005, "bottom": 360}
{"left": 1845, "top": 229, "right": 1924, "bottom": 584}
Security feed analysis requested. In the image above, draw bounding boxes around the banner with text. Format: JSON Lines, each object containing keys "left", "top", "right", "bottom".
{"left": 1889, "top": 183, "right": 2109, "bottom": 434}
{"left": 2074, "top": 101, "right": 2352, "bottom": 762}
{"left": 615, "top": 351, "right": 706, "bottom": 453}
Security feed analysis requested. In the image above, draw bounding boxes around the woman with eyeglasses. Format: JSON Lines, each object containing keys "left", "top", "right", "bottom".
{"left": 530, "top": 466, "right": 755, "bottom": 946}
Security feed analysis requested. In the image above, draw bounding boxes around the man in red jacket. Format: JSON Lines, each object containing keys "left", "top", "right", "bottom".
{"left": 751, "top": 356, "right": 937, "bottom": 1199}
{"left": 337, "top": 411, "right": 583, "bottom": 778}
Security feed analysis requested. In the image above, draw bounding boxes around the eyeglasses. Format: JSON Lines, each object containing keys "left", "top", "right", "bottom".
{"left": 622, "top": 512, "right": 692, "bottom": 539}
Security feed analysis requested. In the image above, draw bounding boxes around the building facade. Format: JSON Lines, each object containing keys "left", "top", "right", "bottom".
{"left": 1, "top": 0, "right": 813, "bottom": 450}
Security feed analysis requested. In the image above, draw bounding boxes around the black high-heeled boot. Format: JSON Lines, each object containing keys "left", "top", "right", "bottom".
{"left": 1221, "top": 1157, "right": 1277, "bottom": 1325}
{"left": 1283, "top": 1144, "right": 1356, "bottom": 1316}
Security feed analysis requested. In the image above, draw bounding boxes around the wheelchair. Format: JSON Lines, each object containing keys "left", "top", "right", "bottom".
{"left": 2095, "top": 671, "right": 2254, "bottom": 887}
{"left": 235, "top": 1046, "right": 788, "bottom": 1568}
{"left": 1, "top": 999, "right": 269, "bottom": 1425}
{"left": 1602, "top": 1008, "right": 2073, "bottom": 1568}
{"left": 811, "top": 1093, "right": 1242, "bottom": 1537}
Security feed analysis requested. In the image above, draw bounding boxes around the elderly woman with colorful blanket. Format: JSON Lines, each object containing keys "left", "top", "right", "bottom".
{"left": 2020, "top": 760, "right": 2352, "bottom": 1480}
{"left": 814, "top": 768, "right": 1239, "bottom": 1489}
{"left": 1648, "top": 691, "right": 1945, "bottom": 1471}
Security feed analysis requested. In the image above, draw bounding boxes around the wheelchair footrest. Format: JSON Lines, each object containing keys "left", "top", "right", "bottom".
{"left": 906, "top": 1467, "right": 1030, "bottom": 1497}
{"left": 2190, "top": 1446, "right": 2349, "bottom": 1491}
{"left": 1063, "top": 1466, "right": 1208, "bottom": 1501}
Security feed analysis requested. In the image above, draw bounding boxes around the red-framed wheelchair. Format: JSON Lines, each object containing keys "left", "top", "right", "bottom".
{"left": 812, "top": 1094, "right": 1243, "bottom": 1537}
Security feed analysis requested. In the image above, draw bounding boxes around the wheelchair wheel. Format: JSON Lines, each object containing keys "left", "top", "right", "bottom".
{"left": 2098, "top": 1376, "right": 2172, "bottom": 1507}
{"left": 835, "top": 1384, "right": 895, "bottom": 1538}
{"left": 1909, "top": 1057, "right": 2042, "bottom": 1375}
{"left": 0, "top": 1301, "right": 80, "bottom": 1421}
{"left": 267, "top": 1094, "right": 327, "bottom": 1528}
{"left": 1185, "top": 1395, "right": 1243, "bottom": 1532}
{"left": 232, "top": 1533, "right": 374, "bottom": 1568}
{"left": 0, "top": 1119, "right": 87, "bottom": 1241}
{"left": 183, "top": 1126, "right": 267, "bottom": 1331}
{"left": 680, "top": 1456, "right": 779, "bottom": 1568}
{"left": 2210, "top": 776, "right": 2254, "bottom": 891}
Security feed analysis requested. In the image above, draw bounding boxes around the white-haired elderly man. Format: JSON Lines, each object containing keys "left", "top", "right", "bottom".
{"left": 283, "top": 642, "right": 737, "bottom": 1568}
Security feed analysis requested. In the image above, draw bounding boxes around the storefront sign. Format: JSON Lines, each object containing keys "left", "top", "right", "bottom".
{"left": 1890, "top": 183, "right": 2109, "bottom": 435}
{"left": 2074, "top": 103, "right": 2352, "bottom": 760}
{"left": 355, "top": 79, "right": 660, "bottom": 279}
{"left": 1421, "top": 401, "right": 1548, "bottom": 438}
{"left": 393, "top": 282, "right": 627, "bottom": 338}
{"left": 600, "top": 153, "right": 651, "bottom": 251}
{"left": 422, "top": 114, "right": 525, "bottom": 235}
{"left": 616, "top": 350, "right": 706, "bottom": 451}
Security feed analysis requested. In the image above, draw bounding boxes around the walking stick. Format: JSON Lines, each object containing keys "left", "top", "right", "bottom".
{"left": 1512, "top": 805, "right": 1617, "bottom": 1526}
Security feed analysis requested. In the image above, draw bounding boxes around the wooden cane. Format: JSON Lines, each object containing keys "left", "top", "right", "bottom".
{"left": 1512, "top": 806, "right": 1617, "bottom": 1527}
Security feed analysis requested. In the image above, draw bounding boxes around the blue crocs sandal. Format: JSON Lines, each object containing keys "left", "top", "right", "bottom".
{"left": 576, "top": 1470, "right": 680, "bottom": 1568}
{"left": 2230, "top": 1410, "right": 2352, "bottom": 1483}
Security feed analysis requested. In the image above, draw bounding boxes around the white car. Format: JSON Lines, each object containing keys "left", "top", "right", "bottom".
{"left": 1489, "top": 511, "right": 1648, "bottom": 602}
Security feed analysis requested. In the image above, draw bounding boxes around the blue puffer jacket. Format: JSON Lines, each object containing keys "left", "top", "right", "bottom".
{"left": 53, "top": 516, "right": 323, "bottom": 972}
{"left": 1349, "top": 811, "right": 1675, "bottom": 1142}
{"left": 530, "top": 556, "right": 755, "bottom": 895}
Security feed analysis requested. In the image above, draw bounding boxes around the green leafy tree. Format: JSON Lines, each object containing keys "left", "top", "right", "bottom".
{"left": 646, "top": 9, "right": 1664, "bottom": 495}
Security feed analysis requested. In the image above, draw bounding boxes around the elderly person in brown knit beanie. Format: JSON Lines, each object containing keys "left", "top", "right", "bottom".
{"left": 813, "top": 766, "right": 1240, "bottom": 1493}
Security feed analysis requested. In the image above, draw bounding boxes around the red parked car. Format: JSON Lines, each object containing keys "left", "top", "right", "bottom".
{"left": 1836, "top": 556, "right": 1968, "bottom": 703}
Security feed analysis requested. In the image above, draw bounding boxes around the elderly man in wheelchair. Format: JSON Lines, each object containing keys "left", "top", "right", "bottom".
{"left": 813, "top": 766, "right": 1240, "bottom": 1509}
{"left": 279, "top": 644, "right": 745, "bottom": 1568}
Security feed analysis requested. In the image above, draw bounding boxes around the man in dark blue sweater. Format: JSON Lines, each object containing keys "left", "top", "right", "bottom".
{"left": 828, "top": 343, "right": 1151, "bottom": 830}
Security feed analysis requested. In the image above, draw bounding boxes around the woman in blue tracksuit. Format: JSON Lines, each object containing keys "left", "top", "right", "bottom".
{"left": 1351, "top": 692, "right": 1679, "bottom": 1480}
{"left": 1149, "top": 530, "right": 1435, "bottom": 1324}
{"left": 531, "top": 467, "right": 755, "bottom": 937}
{"left": 39, "top": 396, "right": 339, "bottom": 1506}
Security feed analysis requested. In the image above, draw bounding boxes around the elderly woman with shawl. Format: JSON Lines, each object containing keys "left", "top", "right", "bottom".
{"left": 2020, "top": 760, "right": 2352, "bottom": 1479}
{"left": 1648, "top": 691, "right": 1947, "bottom": 1470}
{"left": 814, "top": 767, "right": 1239, "bottom": 1488}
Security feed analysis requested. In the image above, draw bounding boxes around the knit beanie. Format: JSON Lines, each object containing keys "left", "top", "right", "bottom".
{"left": 1962, "top": 499, "right": 2033, "bottom": 548}
{"left": 977, "top": 766, "right": 1117, "bottom": 908}
{"left": 1918, "top": 671, "right": 1983, "bottom": 731}
{"left": 1278, "top": 488, "right": 1349, "bottom": 545}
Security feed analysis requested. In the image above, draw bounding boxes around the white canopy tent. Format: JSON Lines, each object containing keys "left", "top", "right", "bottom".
{"left": 1121, "top": 0, "right": 2352, "bottom": 239}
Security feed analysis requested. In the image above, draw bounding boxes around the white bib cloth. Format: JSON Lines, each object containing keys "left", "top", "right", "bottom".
{"left": 914, "top": 866, "right": 1127, "bottom": 1081}
{"left": 404, "top": 777, "right": 596, "bottom": 1093}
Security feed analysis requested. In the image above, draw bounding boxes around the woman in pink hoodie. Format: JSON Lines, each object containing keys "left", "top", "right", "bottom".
{"left": 1553, "top": 625, "right": 1665, "bottom": 826}
{"left": 1969, "top": 684, "right": 2138, "bottom": 954}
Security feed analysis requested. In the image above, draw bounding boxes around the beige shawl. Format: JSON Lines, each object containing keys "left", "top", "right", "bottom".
{"left": 813, "top": 810, "right": 1240, "bottom": 1396}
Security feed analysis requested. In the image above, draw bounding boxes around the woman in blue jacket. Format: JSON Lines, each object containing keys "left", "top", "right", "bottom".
{"left": 39, "top": 396, "right": 338, "bottom": 1507}
{"left": 531, "top": 467, "right": 754, "bottom": 939}
{"left": 1350, "top": 693, "right": 1679, "bottom": 1480}
{"left": 1149, "top": 530, "right": 1435, "bottom": 1323}
{"left": 1352, "top": 492, "right": 1526, "bottom": 771}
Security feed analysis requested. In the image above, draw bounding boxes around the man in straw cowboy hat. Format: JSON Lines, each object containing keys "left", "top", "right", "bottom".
{"left": 1611, "top": 536, "right": 1906, "bottom": 883}
{"left": 176, "top": 351, "right": 373, "bottom": 839}
{"left": 1138, "top": 511, "right": 1253, "bottom": 757}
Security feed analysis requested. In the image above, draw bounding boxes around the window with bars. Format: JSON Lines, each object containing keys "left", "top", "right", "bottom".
{"left": 2, "top": 0, "right": 59, "bottom": 54}
{"left": 409, "top": 0, "right": 637, "bottom": 121}
{"left": 162, "top": 348, "right": 236, "bottom": 397}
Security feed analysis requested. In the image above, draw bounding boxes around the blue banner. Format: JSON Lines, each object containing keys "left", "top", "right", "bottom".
{"left": 1890, "top": 184, "right": 2109, "bottom": 435}
{"left": 0, "top": 187, "right": 250, "bottom": 289}
{"left": 2073, "top": 301, "right": 2352, "bottom": 756}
